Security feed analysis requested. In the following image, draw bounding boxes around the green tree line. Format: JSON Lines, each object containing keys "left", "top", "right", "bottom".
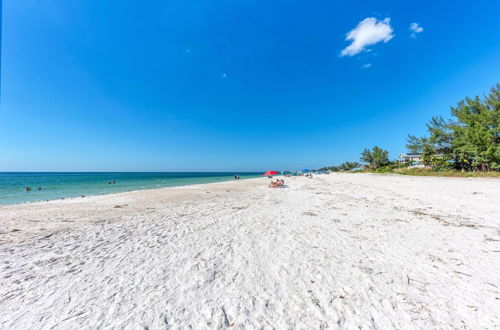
{"left": 406, "top": 84, "right": 499, "bottom": 171}
{"left": 321, "top": 84, "right": 499, "bottom": 173}
{"left": 320, "top": 161, "right": 361, "bottom": 172}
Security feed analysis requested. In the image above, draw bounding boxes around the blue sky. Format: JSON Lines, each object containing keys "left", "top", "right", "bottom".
{"left": 1, "top": 0, "right": 500, "bottom": 171}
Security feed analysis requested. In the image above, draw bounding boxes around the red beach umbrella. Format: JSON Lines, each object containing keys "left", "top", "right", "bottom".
{"left": 263, "top": 171, "right": 278, "bottom": 176}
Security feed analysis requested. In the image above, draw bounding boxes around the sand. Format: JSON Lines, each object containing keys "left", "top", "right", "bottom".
{"left": 0, "top": 173, "right": 499, "bottom": 329}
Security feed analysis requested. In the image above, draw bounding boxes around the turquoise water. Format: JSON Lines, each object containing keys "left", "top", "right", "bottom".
{"left": 0, "top": 172, "right": 261, "bottom": 205}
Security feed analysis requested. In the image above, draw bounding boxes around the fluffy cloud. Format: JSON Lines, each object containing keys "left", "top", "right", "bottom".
{"left": 340, "top": 17, "right": 394, "bottom": 56}
{"left": 409, "top": 22, "right": 423, "bottom": 38}
{"left": 361, "top": 63, "right": 372, "bottom": 69}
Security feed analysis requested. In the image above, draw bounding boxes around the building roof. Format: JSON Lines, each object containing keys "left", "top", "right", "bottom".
{"left": 399, "top": 153, "right": 422, "bottom": 157}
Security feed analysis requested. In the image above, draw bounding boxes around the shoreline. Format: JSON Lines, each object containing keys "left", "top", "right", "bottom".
{"left": 5, "top": 171, "right": 497, "bottom": 208}
{"left": 5, "top": 170, "right": 497, "bottom": 208}
{"left": 0, "top": 174, "right": 262, "bottom": 207}
{"left": 0, "top": 176, "right": 268, "bottom": 243}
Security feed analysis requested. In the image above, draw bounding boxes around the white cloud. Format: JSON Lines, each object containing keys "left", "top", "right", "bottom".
{"left": 340, "top": 17, "right": 394, "bottom": 57}
{"left": 361, "top": 63, "right": 372, "bottom": 69}
{"left": 409, "top": 22, "right": 423, "bottom": 38}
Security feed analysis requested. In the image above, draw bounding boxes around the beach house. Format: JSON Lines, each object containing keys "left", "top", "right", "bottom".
{"left": 399, "top": 153, "right": 424, "bottom": 167}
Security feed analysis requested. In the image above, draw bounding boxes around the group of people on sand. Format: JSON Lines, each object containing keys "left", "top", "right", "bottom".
{"left": 268, "top": 178, "right": 285, "bottom": 188}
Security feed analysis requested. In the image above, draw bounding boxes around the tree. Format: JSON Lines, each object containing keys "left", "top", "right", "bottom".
{"left": 360, "top": 146, "right": 389, "bottom": 169}
{"left": 448, "top": 85, "right": 500, "bottom": 171}
{"left": 405, "top": 135, "right": 438, "bottom": 167}
{"left": 406, "top": 84, "right": 500, "bottom": 171}
{"left": 405, "top": 135, "right": 424, "bottom": 154}
{"left": 320, "top": 162, "right": 361, "bottom": 172}
{"left": 339, "top": 161, "right": 361, "bottom": 171}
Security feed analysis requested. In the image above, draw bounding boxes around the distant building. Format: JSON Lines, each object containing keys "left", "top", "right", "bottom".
{"left": 399, "top": 153, "right": 424, "bottom": 167}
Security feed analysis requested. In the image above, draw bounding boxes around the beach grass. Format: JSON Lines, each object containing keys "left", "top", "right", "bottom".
{"left": 353, "top": 168, "right": 500, "bottom": 178}
{"left": 396, "top": 168, "right": 500, "bottom": 178}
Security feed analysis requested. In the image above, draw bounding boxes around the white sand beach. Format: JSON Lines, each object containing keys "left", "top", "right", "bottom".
{"left": 0, "top": 173, "right": 499, "bottom": 329}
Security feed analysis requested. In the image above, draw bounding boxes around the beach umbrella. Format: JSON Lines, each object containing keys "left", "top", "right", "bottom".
{"left": 263, "top": 171, "right": 278, "bottom": 176}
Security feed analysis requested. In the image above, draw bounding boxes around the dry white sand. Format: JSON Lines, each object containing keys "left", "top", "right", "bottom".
{"left": 0, "top": 173, "right": 499, "bottom": 329}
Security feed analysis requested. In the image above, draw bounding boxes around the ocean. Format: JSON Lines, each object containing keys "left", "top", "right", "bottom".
{"left": 0, "top": 172, "right": 261, "bottom": 205}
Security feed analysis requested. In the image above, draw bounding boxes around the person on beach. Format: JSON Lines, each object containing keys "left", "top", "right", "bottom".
{"left": 268, "top": 179, "right": 285, "bottom": 188}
